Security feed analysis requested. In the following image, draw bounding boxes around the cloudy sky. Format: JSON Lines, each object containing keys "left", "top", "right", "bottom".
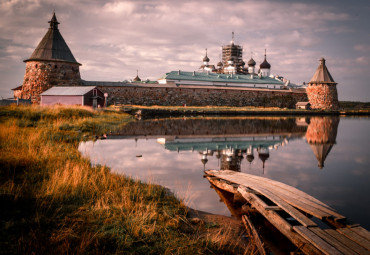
{"left": 0, "top": 0, "right": 369, "bottom": 101}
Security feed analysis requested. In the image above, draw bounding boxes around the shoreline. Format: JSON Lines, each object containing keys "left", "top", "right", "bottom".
{"left": 118, "top": 105, "right": 370, "bottom": 118}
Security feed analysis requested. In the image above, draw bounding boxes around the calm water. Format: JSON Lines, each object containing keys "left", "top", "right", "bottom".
{"left": 79, "top": 116, "right": 370, "bottom": 229}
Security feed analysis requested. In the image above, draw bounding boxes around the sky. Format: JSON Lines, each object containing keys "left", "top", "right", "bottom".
{"left": 0, "top": 0, "right": 369, "bottom": 101}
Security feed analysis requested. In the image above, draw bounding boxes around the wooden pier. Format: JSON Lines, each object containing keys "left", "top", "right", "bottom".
{"left": 204, "top": 169, "right": 370, "bottom": 255}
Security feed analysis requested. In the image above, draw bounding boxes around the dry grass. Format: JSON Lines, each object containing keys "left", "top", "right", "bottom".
{"left": 0, "top": 105, "right": 248, "bottom": 254}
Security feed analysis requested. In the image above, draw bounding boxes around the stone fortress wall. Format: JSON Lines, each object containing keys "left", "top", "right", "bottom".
{"left": 97, "top": 84, "right": 307, "bottom": 108}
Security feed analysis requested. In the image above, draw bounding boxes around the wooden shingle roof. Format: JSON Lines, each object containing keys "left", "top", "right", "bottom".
{"left": 309, "top": 58, "right": 336, "bottom": 84}
{"left": 24, "top": 12, "right": 80, "bottom": 65}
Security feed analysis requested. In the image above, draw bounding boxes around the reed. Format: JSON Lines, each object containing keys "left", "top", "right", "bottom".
{"left": 0, "top": 105, "right": 247, "bottom": 254}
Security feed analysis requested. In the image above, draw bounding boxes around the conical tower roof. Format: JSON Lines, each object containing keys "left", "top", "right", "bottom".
{"left": 25, "top": 12, "right": 80, "bottom": 65}
{"left": 309, "top": 143, "right": 334, "bottom": 169}
{"left": 309, "top": 58, "right": 336, "bottom": 84}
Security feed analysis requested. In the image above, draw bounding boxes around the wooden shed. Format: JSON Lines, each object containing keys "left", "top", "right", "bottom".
{"left": 295, "top": 102, "right": 311, "bottom": 110}
{"left": 40, "top": 86, "right": 105, "bottom": 108}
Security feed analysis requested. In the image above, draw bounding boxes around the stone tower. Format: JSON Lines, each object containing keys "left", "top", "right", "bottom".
{"left": 306, "top": 58, "right": 339, "bottom": 110}
{"left": 19, "top": 12, "right": 81, "bottom": 103}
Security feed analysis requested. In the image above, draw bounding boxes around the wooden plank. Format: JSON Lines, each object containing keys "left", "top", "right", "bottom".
{"left": 242, "top": 215, "right": 266, "bottom": 255}
{"left": 207, "top": 169, "right": 330, "bottom": 208}
{"left": 250, "top": 185, "right": 317, "bottom": 227}
{"left": 293, "top": 226, "right": 342, "bottom": 255}
{"left": 237, "top": 186, "right": 323, "bottom": 255}
{"left": 310, "top": 227, "right": 356, "bottom": 255}
{"left": 325, "top": 229, "right": 370, "bottom": 255}
{"left": 337, "top": 227, "right": 370, "bottom": 251}
{"left": 350, "top": 226, "right": 370, "bottom": 241}
{"left": 234, "top": 181, "right": 317, "bottom": 227}
{"left": 206, "top": 170, "right": 341, "bottom": 219}
{"left": 206, "top": 177, "right": 237, "bottom": 194}
{"left": 206, "top": 170, "right": 345, "bottom": 220}
{"left": 265, "top": 206, "right": 283, "bottom": 211}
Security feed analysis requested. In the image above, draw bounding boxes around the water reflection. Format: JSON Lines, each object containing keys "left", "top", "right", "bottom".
{"left": 79, "top": 116, "right": 370, "bottom": 229}
{"left": 306, "top": 117, "right": 339, "bottom": 169}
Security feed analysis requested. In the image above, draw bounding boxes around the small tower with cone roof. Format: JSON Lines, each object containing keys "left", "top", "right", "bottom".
{"left": 307, "top": 58, "right": 339, "bottom": 110}
{"left": 19, "top": 12, "right": 81, "bottom": 103}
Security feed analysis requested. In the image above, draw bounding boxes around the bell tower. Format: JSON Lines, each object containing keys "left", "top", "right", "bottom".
{"left": 19, "top": 12, "right": 81, "bottom": 103}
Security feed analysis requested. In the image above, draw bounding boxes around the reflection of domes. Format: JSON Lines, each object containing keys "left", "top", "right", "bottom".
{"left": 246, "top": 155, "right": 254, "bottom": 163}
{"left": 215, "top": 151, "right": 221, "bottom": 159}
{"left": 258, "top": 153, "right": 269, "bottom": 162}
{"left": 201, "top": 158, "right": 208, "bottom": 165}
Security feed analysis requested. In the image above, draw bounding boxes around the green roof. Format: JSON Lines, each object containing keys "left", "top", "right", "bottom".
{"left": 163, "top": 71, "right": 284, "bottom": 85}
{"left": 162, "top": 139, "right": 284, "bottom": 152}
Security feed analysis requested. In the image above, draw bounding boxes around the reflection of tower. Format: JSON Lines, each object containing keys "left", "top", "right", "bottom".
{"left": 220, "top": 148, "right": 243, "bottom": 172}
{"left": 257, "top": 147, "right": 270, "bottom": 174}
{"left": 306, "top": 117, "right": 339, "bottom": 169}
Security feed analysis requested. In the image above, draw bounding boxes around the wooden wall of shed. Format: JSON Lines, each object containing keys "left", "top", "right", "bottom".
{"left": 41, "top": 95, "right": 83, "bottom": 106}
{"left": 83, "top": 89, "right": 105, "bottom": 107}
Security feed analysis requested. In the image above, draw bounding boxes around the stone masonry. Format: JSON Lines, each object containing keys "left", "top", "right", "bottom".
{"left": 99, "top": 85, "right": 307, "bottom": 108}
{"left": 306, "top": 84, "right": 338, "bottom": 110}
{"left": 20, "top": 60, "right": 81, "bottom": 103}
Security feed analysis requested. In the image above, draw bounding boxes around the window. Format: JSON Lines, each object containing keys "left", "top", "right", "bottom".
{"left": 93, "top": 89, "right": 97, "bottom": 96}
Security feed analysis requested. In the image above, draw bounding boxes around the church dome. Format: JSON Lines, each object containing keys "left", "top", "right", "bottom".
{"left": 133, "top": 70, "right": 141, "bottom": 82}
{"left": 217, "top": 61, "right": 223, "bottom": 67}
{"left": 260, "top": 50, "right": 271, "bottom": 69}
{"left": 241, "top": 60, "right": 246, "bottom": 66}
{"left": 203, "top": 55, "right": 210, "bottom": 62}
{"left": 248, "top": 58, "right": 256, "bottom": 66}
{"left": 260, "top": 58, "right": 271, "bottom": 69}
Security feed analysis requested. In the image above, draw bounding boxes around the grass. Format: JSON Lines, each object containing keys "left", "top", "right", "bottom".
{"left": 0, "top": 105, "right": 248, "bottom": 254}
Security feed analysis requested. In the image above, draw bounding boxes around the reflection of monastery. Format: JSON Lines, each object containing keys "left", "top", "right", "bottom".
{"left": 106, "top": 117, "right": 339, "bottom": 170}
{"left": 157, "top": 134, "right": 297, "bottom": 172}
